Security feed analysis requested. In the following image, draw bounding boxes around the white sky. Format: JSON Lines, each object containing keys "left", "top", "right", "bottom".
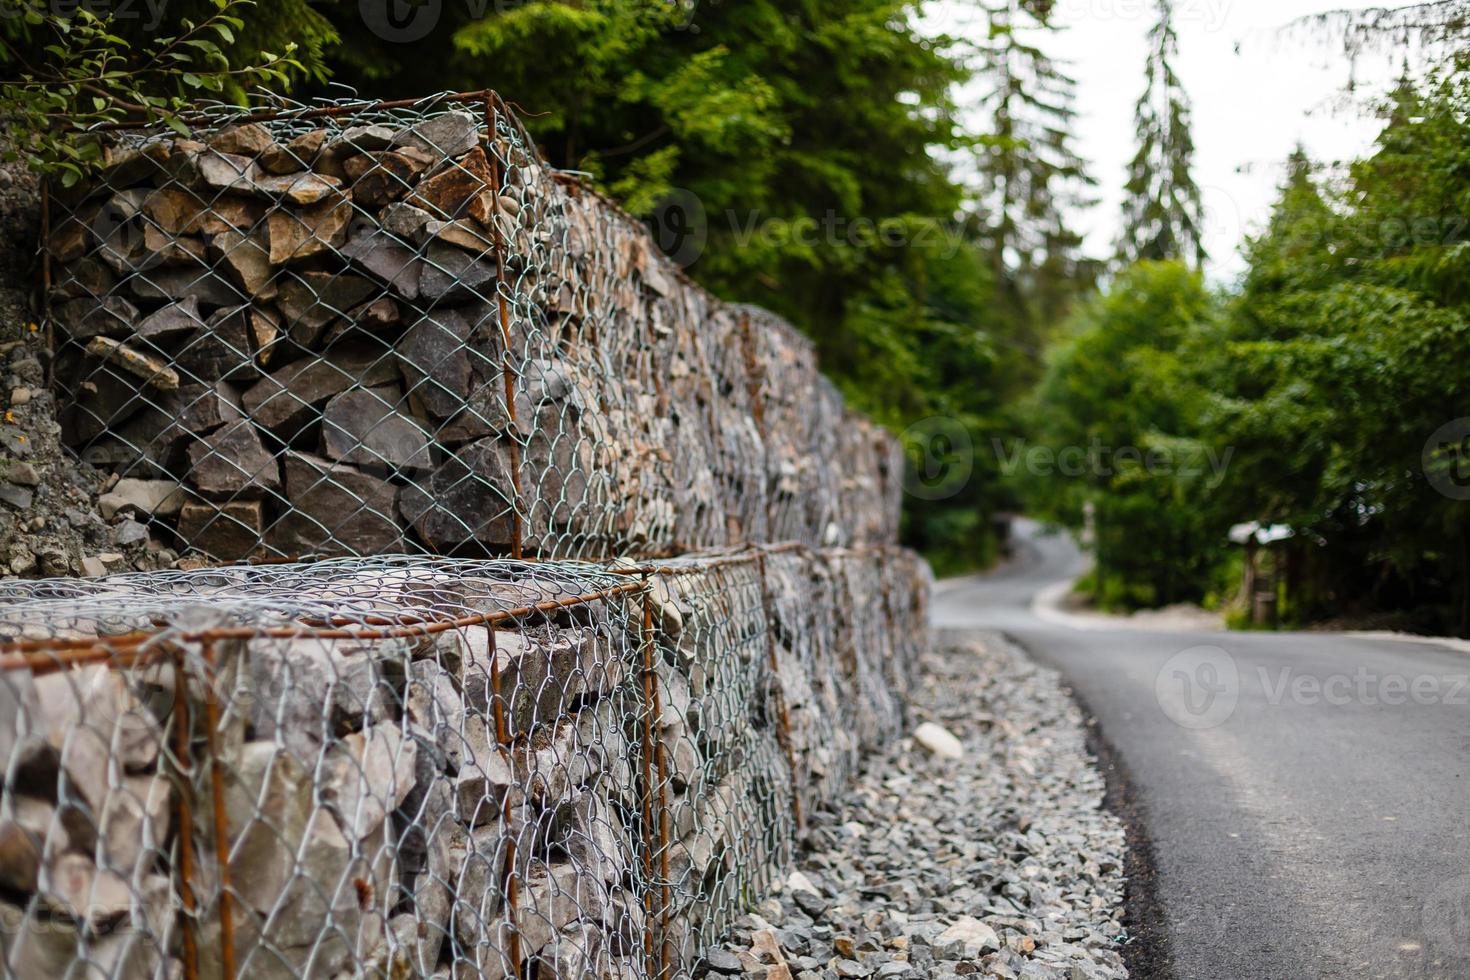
{"left": 926, "top": 0, "right": 1408, "bottom": 282}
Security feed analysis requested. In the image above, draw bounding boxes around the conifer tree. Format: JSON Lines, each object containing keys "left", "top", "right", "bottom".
{"left": 1116, "top": 0, "right": 1206, "bottom": 267}
{"left": 970, "top": 0, "right": 1095, "bottom": 381}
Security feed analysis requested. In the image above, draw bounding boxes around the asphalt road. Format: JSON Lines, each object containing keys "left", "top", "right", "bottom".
{"left": 933, "top": 520, "right": 1470, "bottom": 979}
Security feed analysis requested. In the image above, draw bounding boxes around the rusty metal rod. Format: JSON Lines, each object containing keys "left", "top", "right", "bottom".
{"left": 757, "top": 552, "right": 803, "bottom": 832}
{"left": 40, "top": 183, "right": 53, "bottom": 390}
{"left": 94, "top": 90, "right": 496, "bottom": 131}
{"left": 646, "top": 585, "right": 673, "bottom": 980}
{"left": 171, "top": 648, "right": 201, "bottom": 980}
{"left": 637, "top": 578, "right": 659, "bottom": 979}
{"left": 200, "top": 638, "right": 238, "bottom": 980}
{"left": 483, "top": 94, "right": 525, "bottom": 561}
{"left": 0, "top": 581, "right": 646, "bottom": 663}
{"left": 485, "top": 625, "right": 524, "bottom": 980}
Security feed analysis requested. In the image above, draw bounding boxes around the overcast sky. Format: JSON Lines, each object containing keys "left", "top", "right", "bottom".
{"left": 926, "top": 0, "right": 1409, "bottom": 282}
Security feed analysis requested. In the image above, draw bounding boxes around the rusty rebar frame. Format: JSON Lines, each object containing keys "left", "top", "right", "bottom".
{"left": 170, "top": 647, "right": 201, "bottom": 980}
{"left": 485, "top": 623, "right": 525, "bottom": 980}
{"left": 636, "top": 576, "right": 661, "bottom": 980}
{"left": 756, "top": 552, "right": 803, "bottom": 834}
{"left": 0, "top": 546, "right": 920, "bottom": 979}
{"left": 199, "top": 637, "right": 238, "bottom": 980}
{"left": 482, "top": 93, "right": 526, "bottom": 561}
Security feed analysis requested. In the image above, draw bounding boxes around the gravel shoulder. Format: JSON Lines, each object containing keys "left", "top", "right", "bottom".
{"left": 709, "top": 630, "right": 1129, "bottom": 979}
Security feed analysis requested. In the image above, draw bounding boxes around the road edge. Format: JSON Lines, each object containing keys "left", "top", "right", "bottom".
{"left": 1001, "top": 629, "right": 1178, "bottom": 980}
{"left": 1030, "top": 578, "right": 1470, "bottom": 653}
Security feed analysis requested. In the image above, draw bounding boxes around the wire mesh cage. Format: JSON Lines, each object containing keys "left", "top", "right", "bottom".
{"left": 0, "top": 546, "right": 929, "bottom": 979}
{"left": 44, "top": 93, "right": 904, "bottom": 566}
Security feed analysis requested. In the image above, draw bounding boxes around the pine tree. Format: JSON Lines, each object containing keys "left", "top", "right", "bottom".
{"left": 969, "top": 0, "right": 1095, "bottom": 383}
{"left": 1116, "top": 0, "right": 1205, "bottom": 267}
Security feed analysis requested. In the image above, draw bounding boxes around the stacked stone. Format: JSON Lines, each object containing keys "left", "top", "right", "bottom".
{"left": 0, "top": 661, "right": 178, "bottom": 976}
{"left": 0, "top": 549, "right": 930, "bottom": 979}
{"left": 45, "top": 101, "right": 905, "bottom": 564}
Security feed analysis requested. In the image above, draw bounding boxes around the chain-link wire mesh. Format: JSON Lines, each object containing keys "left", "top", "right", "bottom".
{"left": 44, "top": 93, "right": 904, "bottom": 565}
{"left": 0, "top": 546, "right": 929, "bottom": 979}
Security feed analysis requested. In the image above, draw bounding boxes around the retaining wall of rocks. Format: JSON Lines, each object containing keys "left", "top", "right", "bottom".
{"left": 0, "top": 547, "right": 930, "bottom": 979}
{"left": 45, "top": 95, "right": 902, "bottom": 563}
{"left": 15, "top": 92, "right": 935, "bottom": 980}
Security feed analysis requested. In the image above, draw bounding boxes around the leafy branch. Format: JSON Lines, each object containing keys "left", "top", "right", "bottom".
{"left": 0, "top": 0, "right": 301, "bottom": 183}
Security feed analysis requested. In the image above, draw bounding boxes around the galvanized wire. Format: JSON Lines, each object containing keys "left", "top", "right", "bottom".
{"left": 0, "top": 547, "right": 928, "bottom": 979}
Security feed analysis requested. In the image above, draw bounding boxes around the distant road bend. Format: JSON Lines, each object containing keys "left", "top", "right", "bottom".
{"left": 934, "top": 519, "right": 1470, "bottom": 979}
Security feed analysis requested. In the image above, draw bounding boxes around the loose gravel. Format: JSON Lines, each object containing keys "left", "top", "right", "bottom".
{"left": 707, "top": 630, "right": 1129, "bottom": 979}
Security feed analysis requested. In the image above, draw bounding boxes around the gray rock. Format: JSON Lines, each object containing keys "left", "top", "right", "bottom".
{"left": 176, "top": 500, "right": 264, "bottom": 560}
{"left": 379, "top": 201, "right": 435, "bottom": 242}
{"left": 322, "top": 723, "right": 419, "bottom": 839}
{"left": 54, "top": 295, "right": 137, "bottom": 342}
{"left": 392, "top": 110, "right": 480, "bottom": 162}
{"left": 418, "top": 240, "right": 498, "bottom": 302}
{"left": 398, "top": 307, "right": 504, "bottom": 422}
{"left": 397, "top": 437, "right": 517, "bottom": 552}
{"left": 187, "top": 419, "right": 280, "bottom": 495}
{"left": 320, "top": 386, "right": 434, "bottom": 471}
{"left": 341, "top": 224, "right": 424, "bottom": 300}
{"left": 0, "top": 461, "right": 39, "bottom": 487}
{"left": 133, "top": 296, "right": 205, "bottom": 343}
{"left": 0, "top": 482, "right": 34, "bottom": 510}
{"left": 241, "top": 345, "right": 398, "bottom": 438}
{"left": 271, "top": 451, "right": 405, "bottom": 556}
{"left": 97, "top": 478, "right": 186, "bottom": 520}
{"left": 244, "top": 634, "right": 408, "bottom": 760}
{"left": 704, "top": 948, "right": 744, "bottom": 974}
{"left": 111, "top": 518, "right": 149, "bottom": 546}
{"left": 276, "top": 271, "right": 377, "bottom": 348}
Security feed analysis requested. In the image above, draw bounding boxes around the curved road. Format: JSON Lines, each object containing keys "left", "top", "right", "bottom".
{"left": 934, "top": 520, "right": 1470, "bottom": 979}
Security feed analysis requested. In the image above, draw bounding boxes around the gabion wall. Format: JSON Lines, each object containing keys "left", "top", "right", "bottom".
{"left": 0, "top": 546, "right": 930, "bottom": 979}
{"left": 22, "top": 89, "right": 936, "bottom": 980}
{"left": 44, "top": 93, "right": 903, "bottom": 563}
